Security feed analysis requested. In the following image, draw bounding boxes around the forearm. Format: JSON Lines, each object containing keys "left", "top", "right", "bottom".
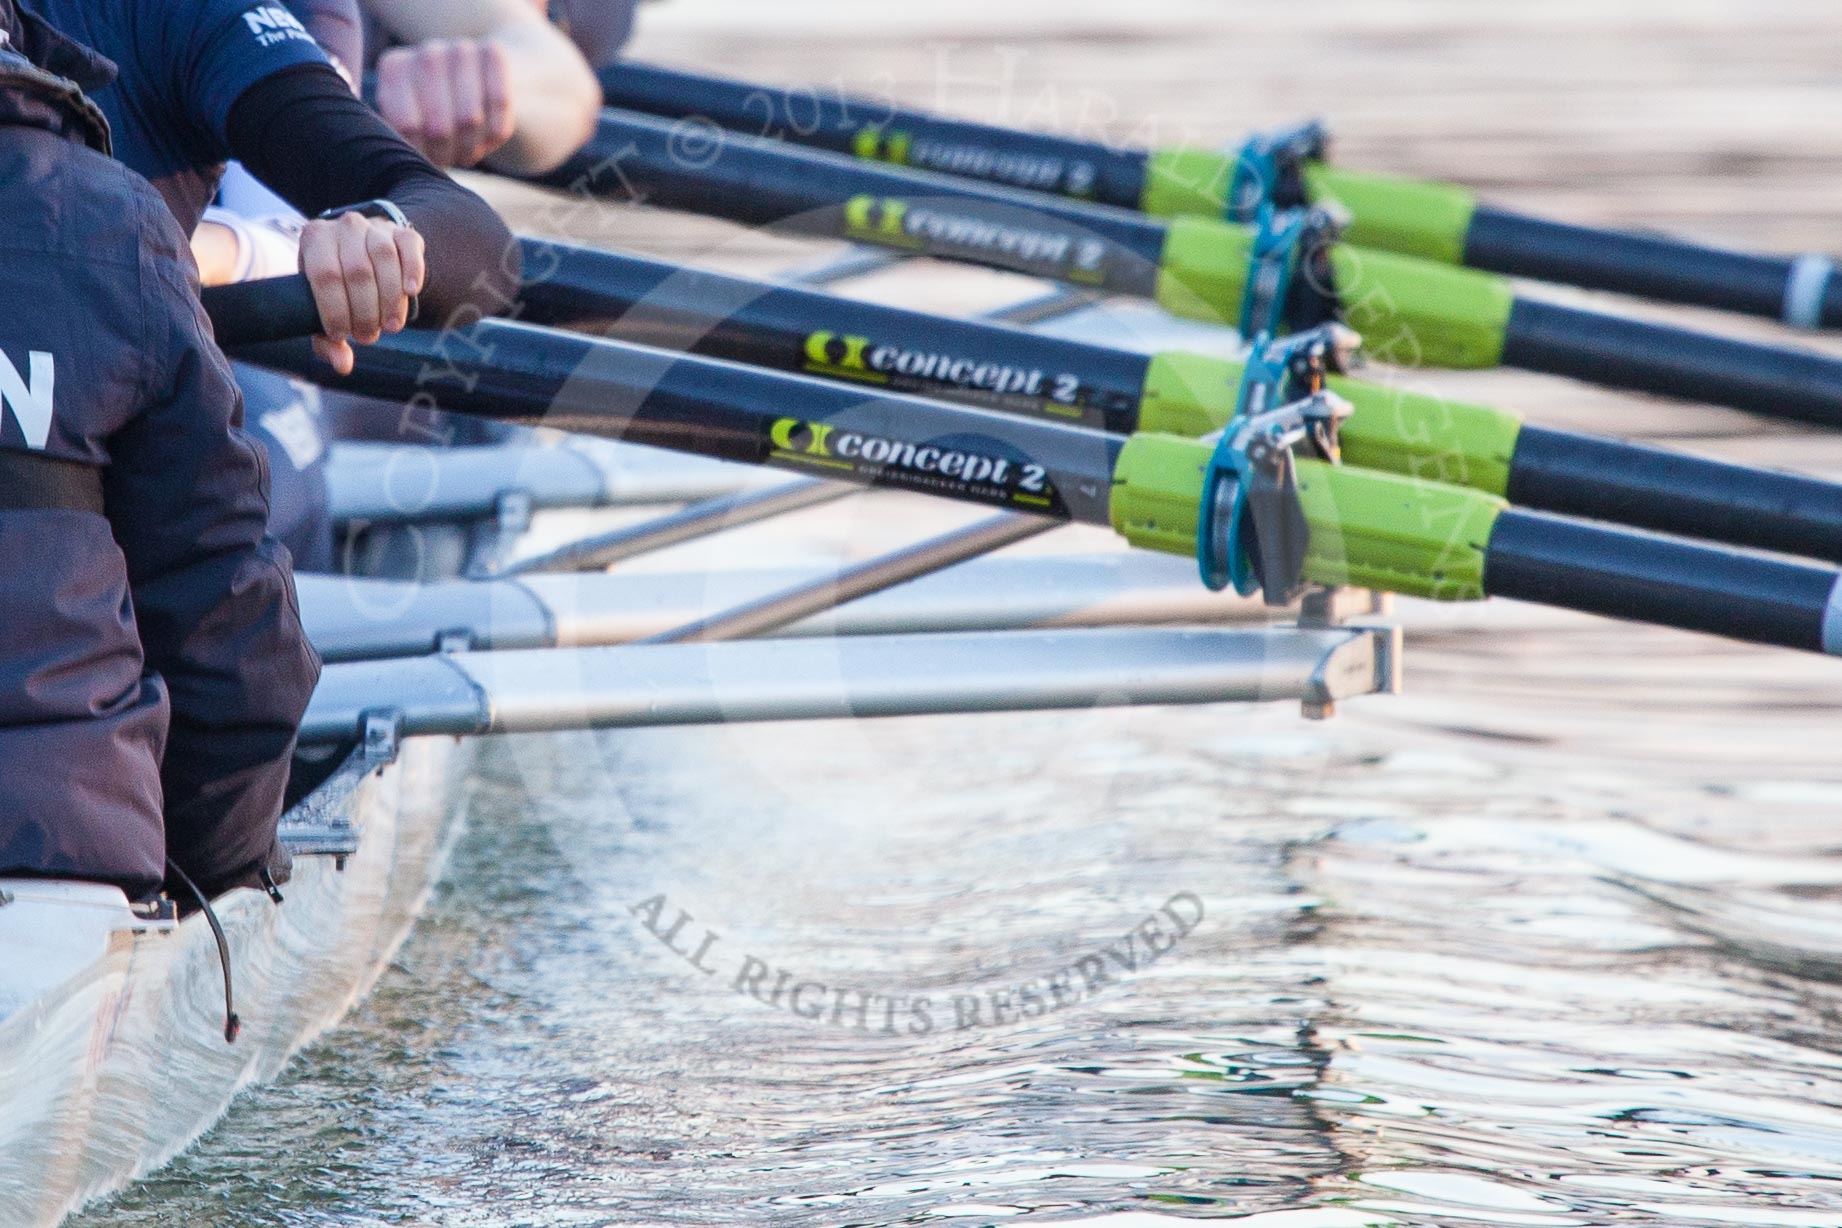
{"left": 370, "top": 174, "right": 521, "bottom": 325}
{"left": 193, "top": 209, "right": 308, "bottom": 286}
{"left": 479, "top": 19, "right": 600, "bottom": 175}
{"left": 226, "top": 64, "right": 520, "bottom": 320}
{"left": 191, "top": 221, "right": 242, "bottom": 286}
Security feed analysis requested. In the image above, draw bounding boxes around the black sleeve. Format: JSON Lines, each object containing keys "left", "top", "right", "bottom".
{"left": 225, "top": 62, "right": 520, "bottom": 325}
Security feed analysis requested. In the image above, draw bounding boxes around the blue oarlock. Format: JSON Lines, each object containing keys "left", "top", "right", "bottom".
{"left": 1224, "top": 119, "right": 1330, "bottom": 224}
{"left": 1198, "top": 327, "right": 1359, "bottom": 601}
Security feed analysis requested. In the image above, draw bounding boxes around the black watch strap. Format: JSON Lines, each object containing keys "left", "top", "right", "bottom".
{"left": 314, "top": 199, "right": 419, "bottom": 324}
{"left": 317, "top": 198, "right": 411, "bottom": 228}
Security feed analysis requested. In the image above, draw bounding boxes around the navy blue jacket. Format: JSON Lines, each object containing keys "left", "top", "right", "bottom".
{"left": 0, "top": 10, "right": 320, "bottom": 899}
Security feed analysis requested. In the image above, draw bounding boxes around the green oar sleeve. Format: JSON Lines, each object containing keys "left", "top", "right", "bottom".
{"left": 1138, "top": 351, "right": 1242, "bottom": 437}
{"left": 1153, "top": 216, "right": 1515, "bottom": 370}
{"left": 1136, "top": 352, "right": 1525, "bottom": 498}
{"left": 1301, "top": 166, "right": 1477, "bottom": 266}
{"left": 1332, "top": 379, "right": 1523, "bottom": 498}
{"left": 1140, "top": 148, "right": 1479, "bottom": 268}
{"left": 1110, "top": 434, "right": 1501, "bottom": 601}
{"left": 1140, "top": 148, "right": 1237, "bottom": 219}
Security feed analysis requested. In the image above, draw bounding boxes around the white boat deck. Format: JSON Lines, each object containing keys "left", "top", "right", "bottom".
{"left": 0, "top": 737, "right": 470, "bottom": 1227}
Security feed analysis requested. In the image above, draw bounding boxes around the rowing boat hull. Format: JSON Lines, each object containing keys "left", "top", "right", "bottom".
{"left": 0, "top": 733, "right": 474, "bottom": 1226}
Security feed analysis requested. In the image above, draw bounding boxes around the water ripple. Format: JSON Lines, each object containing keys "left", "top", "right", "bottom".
{"left": 69, "top": 692, "right": 1842, "bottom": 1226}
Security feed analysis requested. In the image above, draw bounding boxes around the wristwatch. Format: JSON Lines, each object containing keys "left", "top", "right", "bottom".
{"left": 317, "top": 198, "right": 412, "bottom": 228}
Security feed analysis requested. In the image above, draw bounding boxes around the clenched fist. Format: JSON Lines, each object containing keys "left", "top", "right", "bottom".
{"left": 375, "top": 38, "right": 516, "bottom": 169}
{"left": 299, "top": 211, "right": 425, "bottom": 375}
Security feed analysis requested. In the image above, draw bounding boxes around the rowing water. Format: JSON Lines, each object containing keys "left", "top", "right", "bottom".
{"left": 70, "top": 684, "right": 1842, "bottom": 1224}
{"left": 72, "top": 0, "right": 1842, "bottom": 1223}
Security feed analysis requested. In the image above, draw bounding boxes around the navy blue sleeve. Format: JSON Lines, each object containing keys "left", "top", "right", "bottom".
{"left": 167, "top": 0, "right": 334, "bottom": 156}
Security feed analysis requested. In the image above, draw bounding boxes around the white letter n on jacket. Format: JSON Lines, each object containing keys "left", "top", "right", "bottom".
{"left": 0, "top": 349, "right": 54, "bottom": 450}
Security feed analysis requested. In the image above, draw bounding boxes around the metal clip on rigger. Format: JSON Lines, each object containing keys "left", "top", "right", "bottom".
{"left": 1225, "top": 119, "right": 1330, "bottom": 223}
{"left": 1239, "top": 202, "right": 1350, "bottom": 341}
{"left": 1197, "top": 325, "right": 1361, "bottom": 604}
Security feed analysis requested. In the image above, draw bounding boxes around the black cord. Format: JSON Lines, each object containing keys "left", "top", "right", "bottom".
{"left": 165, "top": 859, "right": 242, "bottom": 1044}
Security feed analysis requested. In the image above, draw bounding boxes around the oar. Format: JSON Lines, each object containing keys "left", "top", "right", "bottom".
{"left": 535, "top": 110, "right": 1842, "bottom": 428}
{"left": 199, "top": 275, "right": 326, "bottom": 345}
{"left": 231, "top": 313, "right": 1842, "bottom": 657}
{"left": 516, "top": 236, "right": 1842, "bottom": 565}
{"left": 600, "top": 59, "right": 1841, "bottom": 330}
{"left": 496, "top": 252, "right": 1126, "bottom": 579}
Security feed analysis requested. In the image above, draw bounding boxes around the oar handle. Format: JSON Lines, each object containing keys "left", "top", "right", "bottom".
{"left": 201, "top": 275, "right": 325, "bottom": 347}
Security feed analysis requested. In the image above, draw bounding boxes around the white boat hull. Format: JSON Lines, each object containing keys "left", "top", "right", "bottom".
{"left": 0, "top": 734, "right": 473, "bottom": 1227}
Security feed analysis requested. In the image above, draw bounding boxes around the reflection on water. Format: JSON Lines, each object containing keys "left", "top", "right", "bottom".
{"left": 69, "top": 690, "right": 1842, "bottom": 1226}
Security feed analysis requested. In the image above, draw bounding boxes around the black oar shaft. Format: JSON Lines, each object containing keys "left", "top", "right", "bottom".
{"left": 1485, "top": 510, "right": 1838, "bottom": 654}
{"left": 1466, "top": 208, "right": 1842, "bottom": 327}
{"left": 1501, "top": 298, "right": 1842, "bottom": 428}
{"left": 517, "top": 240, "right": 1151, "bottom": 432}
{"left": 601, "top": 61, "right": 1842, "bottom": 331}
{"left": 1506, "top": 428, "right": 1842, "bottom": 564}
{"left": 200, "top": 274, "right": 323, "bottom": 345}
{"left": 548, "top": 110, "right": 1170, "bottom": 296}
{"left": 598, "top": 61, "right": 1152, "bottom": 208}
{"left": 518, "top": 238, "right": 1842, "bottom": 567}
{"left": 239, "top": 324, "right": 1124, "bottom": 527}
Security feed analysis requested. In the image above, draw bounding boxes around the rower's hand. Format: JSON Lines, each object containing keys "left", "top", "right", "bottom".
{"left": 299, "top": 212, "right": 425, "bottom": 376}
{"left": 375, "top": 38, "right": 515, "bottom": 169}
